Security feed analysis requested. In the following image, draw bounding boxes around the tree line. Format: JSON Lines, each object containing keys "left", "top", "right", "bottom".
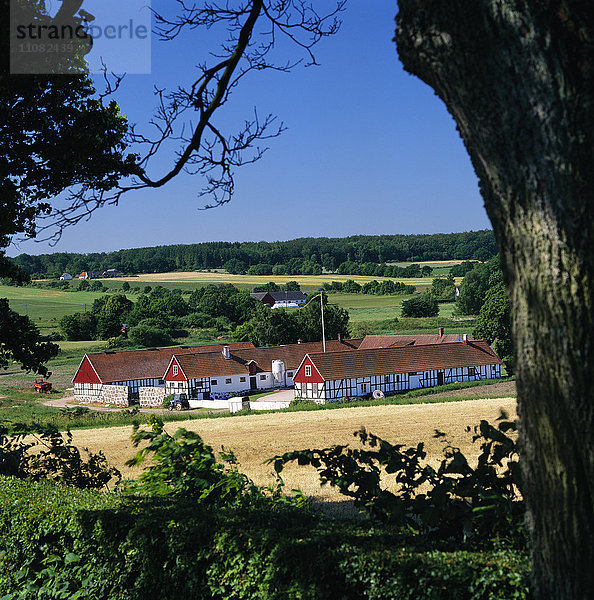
{"left": 11, "top": 230, "right": 497, "bottom": 278}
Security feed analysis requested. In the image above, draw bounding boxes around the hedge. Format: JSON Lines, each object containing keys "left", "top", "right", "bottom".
{"left": 0, "top": 477, "right": 531, "bottom": 599}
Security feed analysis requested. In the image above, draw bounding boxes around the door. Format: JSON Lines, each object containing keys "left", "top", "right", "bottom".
{"left": 250, "top": 376, "right": 257, "bottom": 391}
{"left": 437, "top": 371, "right": 444, "bottom": 386}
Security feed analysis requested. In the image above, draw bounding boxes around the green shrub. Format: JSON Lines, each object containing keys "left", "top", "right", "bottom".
{"left": 128, "top": 324, "right": 173, "bottom": 347}
{"left": 401, "top": 293, "right": 439, "bottom": 317}
{"left": 270, "top": 414, "right": 524, "bottom": 547}
{"left": 0, "top": 477, "right": 531, "bottom": 600}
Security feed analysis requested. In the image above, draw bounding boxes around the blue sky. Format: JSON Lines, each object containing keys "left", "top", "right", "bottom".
{"left": 10, "top": 1, "right": 491, "bottom": 256}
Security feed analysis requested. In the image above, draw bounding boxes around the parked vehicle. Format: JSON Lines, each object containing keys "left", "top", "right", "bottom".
{"left": 168, "top": 393, "right": 189, "bottom": 411}
{"left": 33, "top": 379, "right": 52, "bottom": 394}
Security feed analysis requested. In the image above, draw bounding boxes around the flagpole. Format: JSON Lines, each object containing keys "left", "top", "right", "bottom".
{"left": 320, "top": 293, "right": 326, "bottom": 352}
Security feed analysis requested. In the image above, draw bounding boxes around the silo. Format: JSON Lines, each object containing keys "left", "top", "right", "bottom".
{"left": 272, "top": 360, "right": 286, "bottom": 388}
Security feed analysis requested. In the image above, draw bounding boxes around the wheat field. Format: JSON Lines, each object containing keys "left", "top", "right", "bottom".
{"left": 71, "top": 397, "right": 517, "bottom": 507}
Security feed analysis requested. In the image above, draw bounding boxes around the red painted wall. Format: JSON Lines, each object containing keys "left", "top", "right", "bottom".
{"left": 165, "top": 358, "right": 187, "bottom": 382}
{"left": 293, "top": 356, "right": 324, "bottom": 384}
{"left": 73, "top": 356, "right": 101, "bottom": 384}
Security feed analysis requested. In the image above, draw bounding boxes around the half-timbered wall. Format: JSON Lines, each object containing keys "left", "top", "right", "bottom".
{"left": 110, "top": 378, "right": 163, "bottom": 400}
{"left": 73, "top": 382, "right": 103, "bottom": 404}
{"left": 166, "top": 380, "right": 189, "bottom": 395}
{"left": 296, "top": 363, "right": 502, "bottom": 403}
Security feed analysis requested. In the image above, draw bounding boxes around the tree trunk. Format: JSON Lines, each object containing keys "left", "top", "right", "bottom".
{"left": 396, "top": 2, "right": 594, "bottom": 598}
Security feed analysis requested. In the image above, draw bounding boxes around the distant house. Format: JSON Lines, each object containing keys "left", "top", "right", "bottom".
{"left": 250, "top": 290, "right": 307, "bottom": 308}
{"left": 77, "top": 269, "right": 121, "bottom": 279}
{"left": 59, "top": 273, "right": 72, "bottom": 281}
{"left": 104, "top": 269, "right": 122, "bottom": 277}
{"left": 293, "top": 339, "right": 502, "bottom": 403}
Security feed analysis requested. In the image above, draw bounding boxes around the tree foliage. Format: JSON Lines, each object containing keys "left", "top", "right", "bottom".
{"left": 401, "top": 293, "right": 439, "bottom": 318}
{"left": 271, "top": 414, "right": 523, "bottom": 545}
{"left": 235, "top": 294, "right": 349, "bottom": 347}
{"left": 455, "top": 256, "right": 502, "bottom": 316}
{"left": 0, "top": 421, "right": 119, "bottom": 490}
{"left": 431, "top": 275, "right": 456, "bottom": 303}
{"left": 10, "top": 231, "right": 498, "bottom": 278}
{"left": 474, "top": 276, "right": 513, "bottom": 369}
{"left": 0, "top": 299, "right": 59, "bottom": 374}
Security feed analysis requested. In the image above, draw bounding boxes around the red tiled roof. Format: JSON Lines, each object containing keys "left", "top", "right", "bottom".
{"left": 358, "top": 334, "right": 462, "bottom": 349}
{"left": 304, "top": 340, "right": 502, "bottom": 380}
{"left": 77, "top": 342, "right": 255, "bottom": 383}
{"left": 171, "top": 338, "right": 363, "bottom": 379}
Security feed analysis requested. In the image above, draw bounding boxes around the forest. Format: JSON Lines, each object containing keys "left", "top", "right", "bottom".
{"left": 10, "top": 230, "right": 497, "bottom": 278}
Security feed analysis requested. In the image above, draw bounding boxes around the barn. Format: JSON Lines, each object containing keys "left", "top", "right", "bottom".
{"left": 72, "top": 342, "right": 256, "bottom": 406}
{"left": 293, "top": 340, "right": 503, "bottom": 403}
{"left": 164, "top": 338, "right": 362, "bottom": 401}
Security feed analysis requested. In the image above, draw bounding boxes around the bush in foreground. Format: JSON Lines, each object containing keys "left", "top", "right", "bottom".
{"left": 0, "top": 417, "right": 530, "bottom": 599}
{"left": 0, "top": 477, "right": 530, "bottom": 599}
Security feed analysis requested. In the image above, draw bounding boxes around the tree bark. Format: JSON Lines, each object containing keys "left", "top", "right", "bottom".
{"left": 396, "top": 2, "right": 594, "bottom": 598}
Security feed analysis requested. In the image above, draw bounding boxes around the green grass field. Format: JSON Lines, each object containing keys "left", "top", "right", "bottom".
{"left": 0, "top": 285, "right": 133, "bottom": 322}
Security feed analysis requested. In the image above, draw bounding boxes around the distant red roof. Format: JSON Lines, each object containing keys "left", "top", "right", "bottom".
{"left": 358, "top": 333, "right": 463, "bottom": 349}
{"left": 298, "top": 340, "right": 502, "bottom": 381}
{"left": 73, "top": 342, "right": 255, "bottom": 384}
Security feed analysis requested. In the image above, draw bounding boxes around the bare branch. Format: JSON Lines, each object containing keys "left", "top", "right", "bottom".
{"left": 40, "top": 0, "right": 346, "bottom": 241}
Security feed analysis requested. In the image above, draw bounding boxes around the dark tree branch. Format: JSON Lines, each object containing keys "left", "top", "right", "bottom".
{"left": 34, "top": 0, "right": 345, "bottom": 243}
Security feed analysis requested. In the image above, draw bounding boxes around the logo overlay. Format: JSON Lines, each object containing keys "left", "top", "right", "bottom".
{"left": 10, "top": 0, "right": 151, "bottom": 75}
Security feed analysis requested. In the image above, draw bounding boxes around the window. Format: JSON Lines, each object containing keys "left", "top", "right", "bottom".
{"left": 259, "top": 375, "right": 266, "bottom": 380}
{"left": 211, "top": 379, "right": 218, "bottom": 386}
{"left": 158, "top": 379, "right": 164, "bottom": 385}
{"left": 177, "top": 382, "right": 183, "bottom": 388}
{"left": 240, "top": 377, "right": 246, "bottom": 382}
{"left": 468, "top": 367, "right": 476, "bottom": 377}
{"left": 172, "top": 364, "right": 178, "bottom": 376}
{"left": 384, "top": 375, "right": 390, "bottom": 384}
{"left": 396, "top": 375, "right": 400, "bottom": 383}
{"left": 287, "top": 372, "right": 293, "bottom": 378}
{"left": 305, "top": 365, "right": 311, "bottom": 377}
{"left": 225, "top": 378, "right": 232, "bottom": 384}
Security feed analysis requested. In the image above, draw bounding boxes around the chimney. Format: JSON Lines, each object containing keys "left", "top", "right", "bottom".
{"left": 462, "top": 334, "right": 468, "bottom": 344}
{"left": 222, "top": 346, "right": 231, "bottom": 359}
{"left": 438, "top": 327, "right": 444, "bottom": 337}
{"left": 337, "top": 333, "right": 342, "bottom": 343}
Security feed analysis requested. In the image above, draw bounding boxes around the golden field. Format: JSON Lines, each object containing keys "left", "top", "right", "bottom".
{"left": 71, "top": 397, "right": 517, "bottom": 507}
{"left": 108, "top": 271, "right": 463, "bottom": 289}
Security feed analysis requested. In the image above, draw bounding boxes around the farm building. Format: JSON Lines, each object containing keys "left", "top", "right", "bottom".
{"left": 72, "top": 338, "right": 362, "bottom": 407}
{"left": 293, "top": 340, "right": 503, "bottom": 403}
{"left": 358, "top": 328, "right": 463, "bottom": 348}
{"left": 250, "top": 291, "right": 308, "bottom": 308}
{"left": 164, "top": 338, "right": 362, "bottom": 402}
{"left": 72, "top": 342, "right": 256, "bottom": 406}
{"left": 77, "top": 269, "right": 122, "bottom": 279}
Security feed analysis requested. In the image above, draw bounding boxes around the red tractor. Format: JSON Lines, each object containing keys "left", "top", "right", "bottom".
{"left": 33, "top": 379, "right": 52, "bottom": 394}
